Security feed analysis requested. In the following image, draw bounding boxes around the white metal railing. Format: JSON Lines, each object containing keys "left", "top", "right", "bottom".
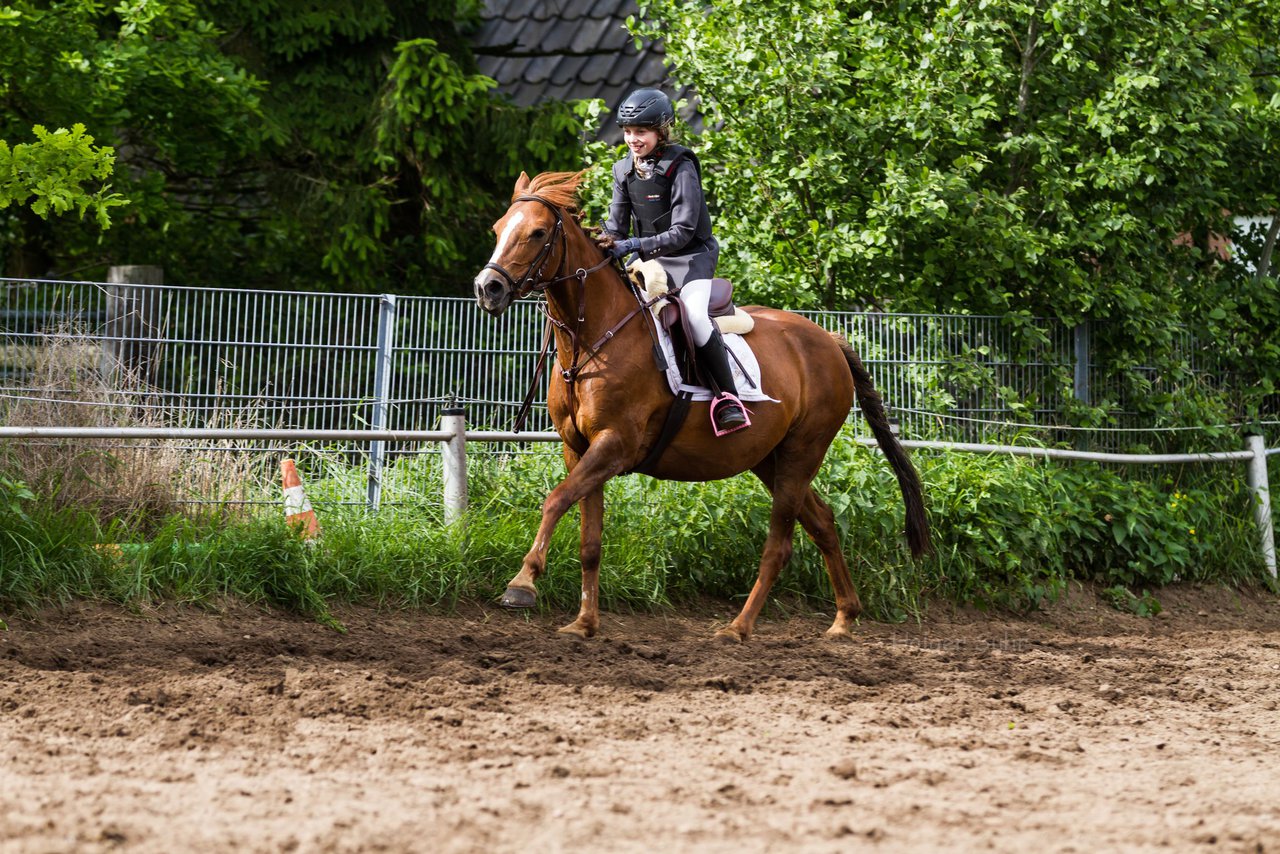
{"left": 0, "top": 419, "right": 1273, "bottom": 577}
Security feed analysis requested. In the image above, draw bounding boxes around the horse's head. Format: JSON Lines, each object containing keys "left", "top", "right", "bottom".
{"left": 473, "top": 170, "right": 584, "bottom": 316}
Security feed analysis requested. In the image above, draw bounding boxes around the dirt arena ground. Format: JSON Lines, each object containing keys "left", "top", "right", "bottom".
{"left": 2, "top": 586, "right": 1278, "bottom": 853}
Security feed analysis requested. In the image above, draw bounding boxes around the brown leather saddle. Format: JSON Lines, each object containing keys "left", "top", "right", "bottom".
{"left": 655, "top": 278, "right": 750, "bottom": 389}
{"left": 656, "top": 277, "right": 737, "bottom": 333}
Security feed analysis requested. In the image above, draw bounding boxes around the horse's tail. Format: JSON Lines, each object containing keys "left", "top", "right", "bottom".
{"left": 834, "top": 334, "right": 932, "bottom": 558}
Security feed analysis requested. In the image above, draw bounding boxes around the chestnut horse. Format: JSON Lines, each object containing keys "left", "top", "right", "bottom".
{"left": 473, "top": 171, "right": 930, "bottom": 642}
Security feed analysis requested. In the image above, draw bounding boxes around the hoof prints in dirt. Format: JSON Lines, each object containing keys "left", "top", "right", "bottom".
{"left": 2, "top": 591, "right": 1279, "bottom": 853}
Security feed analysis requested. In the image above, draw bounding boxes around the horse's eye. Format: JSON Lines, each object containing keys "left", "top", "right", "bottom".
{"left": 530, "top": 228, "right": 547, "bottom": 241}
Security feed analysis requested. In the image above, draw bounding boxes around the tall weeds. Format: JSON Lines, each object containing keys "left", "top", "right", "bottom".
{"left": 1, "top": 329, "right": 268, "bottom": 528}
{"left": 1, "top": 337, "right": 1274, "bottom": 622}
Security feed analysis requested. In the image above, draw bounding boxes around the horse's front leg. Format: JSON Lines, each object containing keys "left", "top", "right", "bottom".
{"left": 500, "top": 433, "right": 625, "bottom": 616}
{"left": 557, "top": 484, "right": 603, "bottom": 638}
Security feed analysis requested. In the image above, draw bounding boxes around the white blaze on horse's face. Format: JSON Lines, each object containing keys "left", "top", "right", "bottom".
{"left": 474, "top": 210, "right": 526, "bottom": 315}
{"left": 488, "top": 211, "right": 524, "bottom": 267}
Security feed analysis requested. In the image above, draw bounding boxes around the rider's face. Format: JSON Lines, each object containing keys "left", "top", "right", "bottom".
{"left": 623, "top": 126, "right": 660, "bottom": 159}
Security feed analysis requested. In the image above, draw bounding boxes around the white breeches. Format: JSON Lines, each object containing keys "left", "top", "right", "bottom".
{"left": 681, "top": 278, "right": 714, "bottom": 346}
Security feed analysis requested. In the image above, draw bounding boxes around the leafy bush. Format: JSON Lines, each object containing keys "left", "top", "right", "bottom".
{"left": 0, "top": 432, "right": 1272, "bottom": 621}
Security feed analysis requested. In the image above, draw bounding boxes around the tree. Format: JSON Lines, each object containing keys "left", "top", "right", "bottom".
{"left": 194, "top": 0, "right": 586, "bottom": 293}
{"left": 632, "top": 0, "right": 1280, "bottom": 417}
{"left": 634, "top": 0, "right": 1280, "bottom": 313}
{"left": 1, "top": 0, "right": 264, "bottom": 278}
{"left": 1, "top": 1, "right": 585, "bottom": 293}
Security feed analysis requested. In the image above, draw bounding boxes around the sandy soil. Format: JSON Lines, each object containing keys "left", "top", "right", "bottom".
{"left": 2, "top": 586, "right": 1278, "bottom": 853}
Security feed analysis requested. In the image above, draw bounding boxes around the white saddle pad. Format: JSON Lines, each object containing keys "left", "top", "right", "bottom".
{"left": 655, "top": 324, "right": 778, "bottom": 403}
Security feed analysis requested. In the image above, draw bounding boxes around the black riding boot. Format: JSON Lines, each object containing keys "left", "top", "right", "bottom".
{"left": 696, "top": 329, "right": 750, "bottom": 434}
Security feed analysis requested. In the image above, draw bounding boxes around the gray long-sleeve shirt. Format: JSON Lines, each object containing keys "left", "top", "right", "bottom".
{"left": 604, "top": 153, "right": 719, "bottom": 288}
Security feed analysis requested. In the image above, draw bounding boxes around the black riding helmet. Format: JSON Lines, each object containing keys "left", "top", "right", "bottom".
{"left": 615, "top": 88, "right": 675, "bottom": 129}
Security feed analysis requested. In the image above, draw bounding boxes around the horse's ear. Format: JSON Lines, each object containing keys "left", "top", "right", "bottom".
{"left": 513, "top": 171, "right": 531, "bottom": 196}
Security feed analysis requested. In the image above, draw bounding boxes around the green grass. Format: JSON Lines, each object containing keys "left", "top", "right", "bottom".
{"left": 1, "top": 431, "right": 1276, "bottom": 624}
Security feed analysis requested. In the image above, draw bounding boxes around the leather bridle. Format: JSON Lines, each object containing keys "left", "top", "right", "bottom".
{"left": 482, "top": 194, "right": 589, "bottom": 299}
{"left": 490, "top": 192, "right": 663, "bottom": 439}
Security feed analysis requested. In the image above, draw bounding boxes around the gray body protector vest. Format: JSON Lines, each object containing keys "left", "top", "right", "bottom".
{"left": 626, "top": 144, "right": 713, "bottom": 256}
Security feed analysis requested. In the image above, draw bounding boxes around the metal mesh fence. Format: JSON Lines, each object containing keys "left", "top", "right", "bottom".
{"left": 0, "top": 275, "right": 1238, "bottom": 458}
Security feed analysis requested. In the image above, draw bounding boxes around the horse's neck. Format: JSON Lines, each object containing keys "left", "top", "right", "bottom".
{"left": 544, "top": 232, "right": 663, "bottom": 402}
{"left": 545, "top": 236, "right": 635, "bottom": 341}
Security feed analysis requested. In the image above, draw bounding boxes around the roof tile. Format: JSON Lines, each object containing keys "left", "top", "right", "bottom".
{"left": 604, "top": 46, "right": 646, "bottom": 87}
{"left": 577, "top": 51, "right": 617, "bottom": 86}
{"left": 474, "top": 0, "right": 692, "bottom": 139}
{"left": 549, "top": 55, "right": 590, "bottom": 87}
{"left": 521, "top": 54, "right": 562, "bottom": 85}
{"left": 561, "top": 0, "right": 603, "bottom": 19}
{"left": 570, "top": 15, "right": 622, "bottom": 53}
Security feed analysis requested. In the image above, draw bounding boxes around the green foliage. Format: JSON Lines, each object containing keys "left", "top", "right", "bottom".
{"left": 631, "top": 0, "right": 1280, "bottom": 413}
{"left": 0, "top": 124, "right": 127, "bottom": 225}
{"left": 0, "top": 0, "right": 267, "bottom": 277}
{"left": 637, "top": 0, "right": 1279, "bottom": 306}
{"left": 0, "top": 474, "right": 103, "bottom": 607}
{"left": 0, "top": 474, "right": 34, "bottom": 518}
{"left": 1101, "top": 584, "right": 1162, "bottom": 617}
{"left": 1, "top": 1, "right": 584, "bottom": 293}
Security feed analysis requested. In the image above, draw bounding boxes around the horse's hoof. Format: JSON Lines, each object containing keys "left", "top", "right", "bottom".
{"left": 713, "top": 627, "right": 745, "bottom": 644}
{"left": 556, "top": 621, "right": 597, "bottom": 639}
{"left": 823, "top": 627, "right": 854, "bottom": 641}
{"left": 825, "top": 610, "right": 860, "bottom": 639}
{"left": 500, "top": 586, "right": 537, "bottom": 609}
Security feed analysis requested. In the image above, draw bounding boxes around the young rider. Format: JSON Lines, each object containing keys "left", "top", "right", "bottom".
{"left": 596, "top": 88, "right": 750, "bottom": 435}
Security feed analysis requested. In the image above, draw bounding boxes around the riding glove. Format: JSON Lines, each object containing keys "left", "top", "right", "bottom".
{"left": 609, "top": 238, "right": 640, "bottom": 259}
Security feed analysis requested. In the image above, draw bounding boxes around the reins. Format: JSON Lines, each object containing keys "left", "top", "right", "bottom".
{"left": 500, "top": 190, "right": 708, "bottom": 474}
{"left": 504, "top": 193, "right": 651, "bottom": 433}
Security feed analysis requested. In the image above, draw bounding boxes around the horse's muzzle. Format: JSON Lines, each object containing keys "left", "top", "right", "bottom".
{"left": 474, "top": 274, "right": 512, "bottom": 316}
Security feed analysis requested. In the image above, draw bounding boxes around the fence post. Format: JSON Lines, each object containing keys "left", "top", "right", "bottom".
{"left": 1072, "top": 321, "right": 1090, "bottom": 405}
{"left": 1244, "top": 433, "right": 1276, "bottom": 578}
{"left": 1071, "top": 322, "right": 1092, "bottom": 450}
{"left": 442, "top": 406, "right": 468, "bottom": 526}
{"left": 103, "top": 265, "right": 163, "bottom": 384}
{"left": 366, "top": 294, "right": 397, "bottom": 513}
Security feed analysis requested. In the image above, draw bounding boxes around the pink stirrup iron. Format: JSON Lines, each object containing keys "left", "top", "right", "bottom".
{"left": 710, "top": 393, "right": 752, "bottom": 437}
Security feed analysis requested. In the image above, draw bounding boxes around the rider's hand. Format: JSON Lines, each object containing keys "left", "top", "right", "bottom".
{"left": 608, "top": 237, "right": 639, "bottom": 259}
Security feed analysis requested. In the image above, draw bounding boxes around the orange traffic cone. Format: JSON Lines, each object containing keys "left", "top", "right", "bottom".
{"left": 280, "top": 458, "right": 320, "bottom": 539}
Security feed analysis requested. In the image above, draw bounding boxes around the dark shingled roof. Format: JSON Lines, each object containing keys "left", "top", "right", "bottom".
{"left": 471, "top": 0, "right": 693, "bottom": 141}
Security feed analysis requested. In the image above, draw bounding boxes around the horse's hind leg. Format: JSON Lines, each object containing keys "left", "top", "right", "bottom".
{"left": 735, "top": 457, "right": 861, "bottom": 640}
{"left": 716, "top": 497, "right": 799, "bottom": 642}
{"left": 798, "top": 488, "right": 863, "bottom": 637}
{"left": 557, "top": 485, "right": 602, "bottom": 638}
{"left": 717, "top": 455, "right": 810, "bottom": 643}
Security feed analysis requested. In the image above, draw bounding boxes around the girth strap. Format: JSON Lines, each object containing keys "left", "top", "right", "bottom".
{"left": 627, "top": 390, "right": 694, "bottom": 476}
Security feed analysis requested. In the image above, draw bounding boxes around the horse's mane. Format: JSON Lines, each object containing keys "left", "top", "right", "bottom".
{"left": 519, "top": 171, "right": 584, "bottom": 212}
